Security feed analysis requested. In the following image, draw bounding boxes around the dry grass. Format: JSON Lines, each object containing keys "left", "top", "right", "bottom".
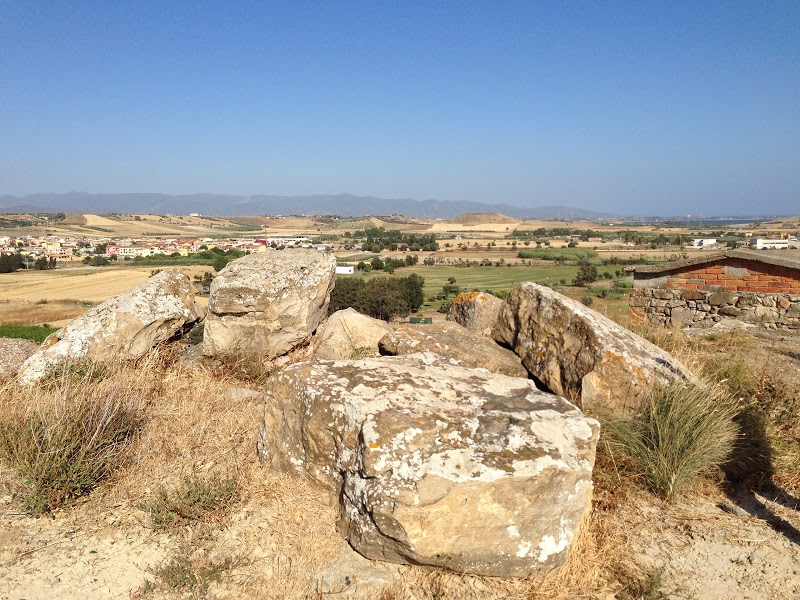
{"left": 0, "top": 360, "right": 151, "bottom": 514}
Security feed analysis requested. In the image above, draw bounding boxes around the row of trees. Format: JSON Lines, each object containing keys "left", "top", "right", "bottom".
{"left": 329, "top": 274, "right": 425, "bottom": 321}
{"left": 355, "top": 254, "right": 418, "bottom": 274}
{"left": 349, "top": 227, "right": 439, "bottom": 252}
{"left": 0, "top": 252, "right": 56, "bottom": 272}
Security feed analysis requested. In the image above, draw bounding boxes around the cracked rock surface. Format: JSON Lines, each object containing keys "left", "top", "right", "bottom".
{"left": 258, "top": 352, "right": 599, "bottom": 577}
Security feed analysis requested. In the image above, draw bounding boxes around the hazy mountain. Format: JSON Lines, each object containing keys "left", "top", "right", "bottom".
{"left": 0, "top": 193, "right": 613, "bottom": 220}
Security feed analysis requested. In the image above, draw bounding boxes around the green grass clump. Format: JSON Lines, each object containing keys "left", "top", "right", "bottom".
{"left": 0, "top": 325, "right": 58, "bottom": 343}
{"left": 142, "top": 474, "right": 239, "bottom": 529}
{"left": 601, "top": 383, "right": 739, "bottom": 502}
{"left": 0, "top": 381, "right": 143, "bottom": 514}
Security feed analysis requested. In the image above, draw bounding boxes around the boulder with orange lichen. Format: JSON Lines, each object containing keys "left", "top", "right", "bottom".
{"left": 446, "top": 291, "right": 503, "bottom": 337}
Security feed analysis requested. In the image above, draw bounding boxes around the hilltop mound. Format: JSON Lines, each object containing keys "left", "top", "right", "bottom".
{"left": 451, "top": 213, "right": 519, "bottom": 225}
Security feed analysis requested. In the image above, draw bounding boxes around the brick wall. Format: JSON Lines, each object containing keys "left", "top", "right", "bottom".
{"left": 658, "top": 258, "right": 800, "bottom": 293}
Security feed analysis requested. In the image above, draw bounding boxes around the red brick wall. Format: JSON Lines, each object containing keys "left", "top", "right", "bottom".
{"left": 663, "top": 259, "right": 800, "bottom": 293}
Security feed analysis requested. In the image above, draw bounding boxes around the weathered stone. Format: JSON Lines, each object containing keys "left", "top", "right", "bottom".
{"left": 258, "top": 353, "right": 600, "bottom": 577}
{"left": 628, "top": 296, "right": 651, "bottom": 308}
{"left": 785, "top": 305, "right": 800, "bottom": 319}
{"left": 312, "top": 308, "right": 392, "bottom": 360}
{"left": 718, "top": 306, "right": 742, "bottom": 317}
{"left": 493, "top": 282, "right": 693, "bottom": 413}
{"left": 709, "top": 292, "right": 738, "bottom": 306}
{"left": 753, "top": 306, "right": 778, "bottom": 323}
{"left": 0, "top": 338, "right": 39, "bottom": 378}
{"left": 777, "top": 296, "right": 791, "bottom": 310}
{"left": 312, "top": 547, "right": 405, "bottom": 598}
{"left": 736, "top": 296, "right": 758, "bottom": 309}
{"left": 670, "top": 307, "right": 696, "bottom": 328}
{"left": 653, "top": 290, "right": 673, "bottom": 300}
{"left": 203, "top": 249, "right": 336, "bottom": 358}
{"left": 19, "top": 270, "right": 203, "bottom": 385}
{"left": 378, "top": 321, "right": 526, "bottom": 378}
{"left": 679, "top": 290, "right": 706, "bottom": 301}
{"left": 446, "top": 291, "right": 504, "bottom": 337}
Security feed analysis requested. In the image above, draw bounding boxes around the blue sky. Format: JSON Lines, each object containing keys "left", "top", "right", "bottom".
{"left": 1, "top": 1, "right": 798, "bottom": 215}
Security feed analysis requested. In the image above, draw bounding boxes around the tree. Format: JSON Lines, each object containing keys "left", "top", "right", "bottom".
{"left": 572, "top": 259, "right": 597, "bottom": 287}
{"left": 329, "top": 274, "right": 425, "bottom": 321}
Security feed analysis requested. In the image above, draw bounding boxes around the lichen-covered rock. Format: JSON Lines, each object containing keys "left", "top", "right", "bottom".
{"left": 378, "top": 321, "right": 526, "bottom": 378}
{"left": 493, "top": 282, "right": 693, "bottom": 413}
{"left": 258, "top": 353, "right": 600, "bottom": 577}
{"left": 446, "top": 291, "right": 503, "bottom": 336}
{"left": 202, "top": 249, "right": 336, "bottom": 358}
{"left": 0, "top": 338, "right": 39, "bottom": 378}
{"left": 312, "top": 308, "right": 391, "bottom": 360}
{"left": 18, "top": 270, "right": 203, "bottom": 385}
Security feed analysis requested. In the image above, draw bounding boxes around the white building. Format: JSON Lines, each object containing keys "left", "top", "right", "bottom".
{"left": 750, "top": 238, "right": 789, "bottom": 250}
{"left": 335, "top": 266, "right": 355, "bottom": 275}
{"left": 691, "top": 238, "right": 717, "bottom": 248}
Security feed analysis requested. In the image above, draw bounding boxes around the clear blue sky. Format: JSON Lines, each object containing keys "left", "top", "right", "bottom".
{"left": 1, "top": 1, "right": 798, "bottom": 215}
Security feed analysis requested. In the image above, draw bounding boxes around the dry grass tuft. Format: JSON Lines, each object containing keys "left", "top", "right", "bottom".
{"left": 0, "top": 365, "right": 150, "bottom": 514}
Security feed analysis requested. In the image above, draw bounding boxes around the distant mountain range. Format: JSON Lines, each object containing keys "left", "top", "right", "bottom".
{"left": 0, "top": 192, "right": 613, "bottom": 220}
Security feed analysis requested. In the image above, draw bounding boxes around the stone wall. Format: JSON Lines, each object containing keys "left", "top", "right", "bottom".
{"left": 629, "top": 288, "right": 800, "bottom": 330}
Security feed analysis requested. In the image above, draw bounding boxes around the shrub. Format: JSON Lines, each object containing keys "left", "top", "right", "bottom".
{"left": 600, "top": 383, "right": 739, "bottom": 502}
{"left": 0, "top": 378, "right": 144, "bottom": 514}
{"left": 141, "top": 474, "right": 239, "bottom": 530}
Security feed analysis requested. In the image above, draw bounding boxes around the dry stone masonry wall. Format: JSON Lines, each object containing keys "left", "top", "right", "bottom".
{"left": 630, "top": 288, "right": 800, "bottom": 330}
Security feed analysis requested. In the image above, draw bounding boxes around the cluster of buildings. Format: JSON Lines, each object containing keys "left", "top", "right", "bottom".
{"left": 0, "top": 234, "right": 326, "bottom": 265}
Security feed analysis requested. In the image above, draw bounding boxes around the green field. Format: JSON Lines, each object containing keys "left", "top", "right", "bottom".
{"left": 0, "top": 325, "right": 57, "bottom": 343}
{"left": 368, "top": 264, "right": 577, "bottom": 297}
{"left": 355, "top": 263, "right": 635, "bottom": 320}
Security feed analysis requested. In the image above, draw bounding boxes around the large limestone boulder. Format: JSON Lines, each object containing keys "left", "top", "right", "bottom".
{"left": 446, "top": 291, "right": 503, "bottom": 336}
{"left": 202, "top": 249, "right": 336, "bottom": 358}
{"left": 18, "top": 270, "right": 203, "bottom": 385}
{"left": 258, "top": 353, "right": 600, "bottom": 577}
{"left": 0, "top": 338, "right": 39, "bottom": 378}
{"left": 493, "top": 282, "right": 693, "bottom": 413}
{"left": 312, "top": 308, "right": 391, "bottom": 360}
{"left": 378, "top": 321, "right": 527, "bottom": 378}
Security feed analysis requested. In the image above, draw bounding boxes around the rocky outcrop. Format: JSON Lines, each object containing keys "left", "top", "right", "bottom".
{"left": 202, "top": 249, "right": 336, "bottom": 358}
{"left": 494, "top": 282, "right": 693, "bottom": 413}
{"left": 378, "top": 321, "right": 527, "bottom": 378}
{"left": 446, "top": 291, "right": 503, "bottom": 336}
{"left": 258, "top": 353, "right": 600, "bottom": 577}
{"left": 312, "top": 308, "right": 391, "bottom": 360}
{"left": 18, "top": 270, "right": 203, "bottom": 385}
{"left": 312, "top": 547, "right": 406, "bottom": 598}
{"left": 0, "top": 338, "right": 39, "bottom": 378}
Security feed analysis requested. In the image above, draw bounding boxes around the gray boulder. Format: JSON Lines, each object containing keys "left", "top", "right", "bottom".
{"left": 203, "top": 249, "right": 336, "bottom": 358}
{"left": 493, "top": 282, "right": 694, "bottom": 413}
{"left": 378, "top": 321, "right": 527, "bottom": 378}
{"left": 312, "top": 308, "right": 391, "bottom": 360}
{"left": 446, "top": 291, "right": 503, "bottom": 337}
{"left": 258, "top": 353, "right": 600, "bottom": 577}
{"left": 18, "top": 270, "right": 203, "bottom": 385}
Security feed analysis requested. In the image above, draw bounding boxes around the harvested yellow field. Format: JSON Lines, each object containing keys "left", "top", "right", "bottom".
{"left": 427, "top": 222, "right": 519, "bottom": 233}
{"left": 0, "top": 266, "right": 209, "bottom": 303}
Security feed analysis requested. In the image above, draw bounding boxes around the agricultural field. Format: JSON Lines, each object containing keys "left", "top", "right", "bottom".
{"left": 0, "top": 266, "right": 210, "bottom": 327}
